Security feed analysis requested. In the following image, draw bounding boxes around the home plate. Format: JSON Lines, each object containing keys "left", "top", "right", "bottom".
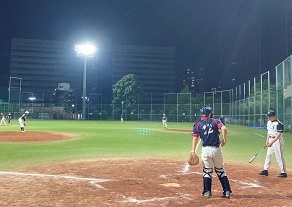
{"left": 160, "top": 183, "right": 180, "bottom": 187}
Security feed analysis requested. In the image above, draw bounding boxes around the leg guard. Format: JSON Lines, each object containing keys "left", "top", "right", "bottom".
{"left": 203, "top": 167, "right": 213, "bottom": 193}
{"left": 215, "top": 167, "right": 231, "bottom": 192}
{"left": 21, "top": 127, "right": 24, "bottom": 132}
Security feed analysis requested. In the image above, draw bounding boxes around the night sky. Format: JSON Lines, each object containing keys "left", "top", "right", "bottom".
{"left": 0, "top": 0, "right": 288, "bottom": 92}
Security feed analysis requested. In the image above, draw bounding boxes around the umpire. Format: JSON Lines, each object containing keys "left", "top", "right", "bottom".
{"left": 191, "top": 107, "right": 232, "bottom": 198}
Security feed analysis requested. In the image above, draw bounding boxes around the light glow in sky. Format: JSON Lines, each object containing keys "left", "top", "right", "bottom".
{"left": 75, "top": 44, "right": 96, "bottom": 57}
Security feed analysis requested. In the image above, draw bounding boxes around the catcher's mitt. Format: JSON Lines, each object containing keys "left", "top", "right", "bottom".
{"left": 188, "top": 153, "right": 199, "bottom": 165}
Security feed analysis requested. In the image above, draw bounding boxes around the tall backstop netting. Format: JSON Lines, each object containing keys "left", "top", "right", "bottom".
{"left": 228, "top": 55, "right": 292, "bottom": 128}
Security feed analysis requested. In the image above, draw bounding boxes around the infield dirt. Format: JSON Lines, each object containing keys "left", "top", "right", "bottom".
{"left": 0, "top": 132, "right": 291, "bottom": 206}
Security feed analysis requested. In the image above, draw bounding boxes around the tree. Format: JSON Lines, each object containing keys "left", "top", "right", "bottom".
{"left": 112, "top": 74, "right": 144, "bottom": 118}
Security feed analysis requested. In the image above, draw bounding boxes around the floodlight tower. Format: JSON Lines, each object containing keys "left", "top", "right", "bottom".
{"left": 75, "top": 43, "right": 96, "bottom": 119}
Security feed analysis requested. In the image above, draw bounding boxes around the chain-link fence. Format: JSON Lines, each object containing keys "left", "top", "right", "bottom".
{"left": 1, "top": 55, "right": 292, "bottom": 127}
{"left": 229, "top": 55, "right": 292, "bottom": 128}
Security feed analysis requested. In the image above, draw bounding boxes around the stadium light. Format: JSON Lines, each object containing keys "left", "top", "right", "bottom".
{"left": 29, "top": 95, "right": 36, "bottom": 113}
{"left": 75, "top": 43, "right": 96, "bottom": 119}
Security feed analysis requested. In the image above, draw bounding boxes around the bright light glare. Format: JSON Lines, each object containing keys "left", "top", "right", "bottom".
{"left": 29, "top": 97, "right": 36, "bottom": 101}
{"left": 75, "top": 44, "right": 96, "bottom": 57}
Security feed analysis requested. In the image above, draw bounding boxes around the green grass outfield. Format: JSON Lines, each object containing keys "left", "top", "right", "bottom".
{"left": 0, "top": 120, "right": 291, "bottom": 171}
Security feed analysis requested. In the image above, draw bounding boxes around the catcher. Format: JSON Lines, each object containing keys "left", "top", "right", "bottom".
{"left": 191, "top": 107, "right": 232, "bottom": 198}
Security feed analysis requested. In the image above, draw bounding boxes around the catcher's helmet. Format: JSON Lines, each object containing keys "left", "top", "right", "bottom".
{"left": 25, "top": 111, "right": 29, "bottom": 114}
{"left": 200, "top": 107, "right": 212, "bottom": 116}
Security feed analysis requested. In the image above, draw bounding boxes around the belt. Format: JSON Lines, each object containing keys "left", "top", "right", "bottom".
{"left": 269, "top": 136, "right": 275, "bottom": 138}
{"left": 202, "top": 146, "right": 219, "bottom": 148}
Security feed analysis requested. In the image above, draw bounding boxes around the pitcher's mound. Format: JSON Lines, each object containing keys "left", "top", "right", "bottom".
{"left": 0, "top": 131, "right": 74, "bottom": 142}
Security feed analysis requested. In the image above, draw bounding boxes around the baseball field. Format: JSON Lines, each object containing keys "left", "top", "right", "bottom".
{"left": 0, "top": 120, "right": 291, "bottom": 206}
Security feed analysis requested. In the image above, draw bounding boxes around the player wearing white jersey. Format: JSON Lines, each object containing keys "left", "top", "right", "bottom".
{"left": 0, "top": 113, "right": 6, "bottom": 125}
{"left": 259, "top": 110, "right": 287, "bottom": 178}
{"left": 18, "top": 111, "right": 29, "bottom": 132}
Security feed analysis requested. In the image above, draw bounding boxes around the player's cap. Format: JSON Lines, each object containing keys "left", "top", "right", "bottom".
{"left": 200, "top": 107, "right": 212, "bottom": 116}
{"left": 267, "top": 110, "right": 276, "bottom": 117}
{"left": 25, "top": 111, "right": 29, "bottom": 114}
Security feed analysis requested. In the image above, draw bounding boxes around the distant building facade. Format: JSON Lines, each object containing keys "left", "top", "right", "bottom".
{"left": 112, "top": 45, "right": 176, "bottom": 103}
{"left": 10, "top": 38, "right": 82, "bottom": 105}
{"left": 182, "top": 67, "right": 204, "bottom": 94}
{"left": 9, "top": 38, "right": 176, "bottom": 105}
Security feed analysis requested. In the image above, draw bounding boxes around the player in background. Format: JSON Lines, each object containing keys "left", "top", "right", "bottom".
{"left": 6, "top": 112, "right": 12, "bottom": 124}
{"left": 0, "top": 113, "right": 6, "bottom": 125}
{"left": 219, "top": 115, "right": 225, "bottom": 125}
{"left": 191, "top": 107, "right": 231, "bottom": 198}
{"left": 259, "top": 110, "right": 287, "bottom": 178}
{"left": 162, "top": 113, "right": 168, "bottom": 129}
{"left": 18, "top": 111, "right": 29, "bottom": 132}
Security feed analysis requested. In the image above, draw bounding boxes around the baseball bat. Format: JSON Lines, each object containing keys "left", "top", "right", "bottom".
{"left": 248, "top": 145, "right": 267, "bottom": 163}
{"left": 195, "top": 139, "right": 201, "bottom": 153}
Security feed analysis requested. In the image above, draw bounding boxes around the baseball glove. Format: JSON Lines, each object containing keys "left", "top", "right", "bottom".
{"left": 188, "top": 153, "right": 199, "bottom": 165}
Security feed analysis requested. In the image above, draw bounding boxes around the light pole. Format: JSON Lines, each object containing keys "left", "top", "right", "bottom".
{"left": 211, "top": 88, "right": 216, "bottom": 114}
{"left": 22, "top": 92, "right": 33, "bottom": 112}
{"left": 8, "top": 77, "right": 22, "bottom": 112}
{"left": 29, "top": 95, "right": 36, "bottom": 113}
{"left": 75, "top": 43, "right": 96, "bottom": 120}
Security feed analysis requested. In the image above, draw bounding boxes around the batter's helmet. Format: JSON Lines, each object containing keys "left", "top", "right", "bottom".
{"left": 25, "top": 111, "right": 29, "bottom": 114}
{"left": 267, "top": 110, "right": 276, "bottom": 117}
{"left": 200, "top": 107, "right": 212, "bottom": 116}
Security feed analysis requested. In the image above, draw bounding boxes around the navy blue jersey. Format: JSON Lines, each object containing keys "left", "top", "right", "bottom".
{"left": 162, "top": 115, "right": 167, "bottom": 121}
{"left": 192, "top": 117, "right": 224, "bottom": 147}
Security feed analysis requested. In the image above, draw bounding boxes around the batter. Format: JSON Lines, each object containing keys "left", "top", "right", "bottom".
{"left": 259, "top": 110, "right": 287, "bottom": 178}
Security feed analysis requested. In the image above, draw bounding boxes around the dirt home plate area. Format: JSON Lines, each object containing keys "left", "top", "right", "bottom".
{"left": 0, "top": 132, "right": 291, "bottom": 206}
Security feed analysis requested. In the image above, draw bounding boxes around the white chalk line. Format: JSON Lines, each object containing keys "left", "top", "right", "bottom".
{"left": 119, "top": 193, "right": 191, "bottom": 204}
{"left": 182, "top": 161, "right": 190, "bottom": 173}
{"left": 255, "top": 133, "right": 265, "bottom": 138}
{"left": 0, "top": 171, "right": 192, "bottom": 204}
{"left": 0, "top": 170, "right": 262, "bottom": 204}
{"left": 182, "top": 139, "right": 201, "bottom": 173}
{"left": 163, "top": 170, "right": 262, "bottom": 189}
{"left": 230, "top": 179, "right": 262, "bottom": 188}
{"left": 0, "top": 171, "right": 112, "bottom": 190}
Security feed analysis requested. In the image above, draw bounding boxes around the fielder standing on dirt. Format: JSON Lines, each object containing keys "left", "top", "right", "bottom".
{"left": 191, "top": 107, "right": 232, "bottom": 198}
{"left": 258, "top": 110, "right": 287, "bottom": 178}
{"left": 18, "top": 111, "right": 29, "bottom": 132}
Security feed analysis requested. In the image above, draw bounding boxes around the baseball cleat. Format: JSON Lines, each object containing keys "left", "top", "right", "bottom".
{"left": 222, "top": 190, "right": 231, "bottom": 198}
{"left": 258, "top": 170, "right": 268, "bottom": 176}
{"left": 202, "top": 191, "right": 212, "bottom": 198}
{"left": 277, "top": 173, "right": 287, "bottom": 178}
